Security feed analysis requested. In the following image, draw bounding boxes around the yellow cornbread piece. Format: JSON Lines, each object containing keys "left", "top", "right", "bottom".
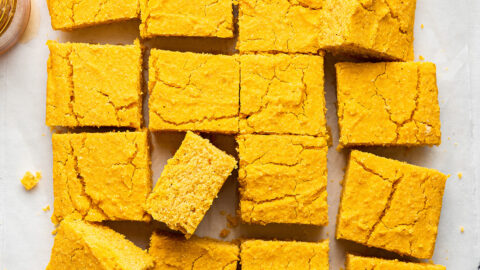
{"left": 240, "top": 54, "right": 327, "bottom": 136}
{"left": 51, "top": 131, "right": 151, "bottom": 224}
{"left": 46, "top": 41, "right": 143, "bottom": 128}
{"left": 148, "top": 50, "right": 239, "bottom": 134}
{"left": 149, "top": 231, "right": 239, "bottom": 270}
{"left": 240, "top": 239, "right": 329, "bottom": 270}
{"left": 336, "top": 62, "right": 441, "bottom": 147}
{"left": 346, "top": 254, "right": 446, "bottom": 270}
{"left": 237, "top": 134, "right": 328, "bottom": 226}
{"left": 337, "top": 151, "right": 447, "bottom": 259}
{"left": 47, "top": 0, "right": 140, "bottom": 30}
{"left": 146, "top": 132, "right": 236, "bottom": 238}
{"left": 47, "top": 219, "right": 154, "bottom": 270}
{"left": 20, "top": 171, "right": 41, "bottom": 190}
{"left": 140, "top": 0, "right": 234, "bottom": 38}
{"left": 238, "top": 0, "right": 415, "bottom": 61}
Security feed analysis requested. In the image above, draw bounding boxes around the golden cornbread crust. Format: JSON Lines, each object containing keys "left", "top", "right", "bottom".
{"left": 51, "top": 131, "right": 151, "bottom": 224}
{"left": 149, "top": 231, "right": 240, "bottom": 270}
{"left": 345, "top": 254, "right": 446, "bottom": 270}
{"left": 237, "top": 134, "right": 328, "bottom": 226}
{"left": 240, "top": 239, "right": 329, "bottom": 270}
{"left": 240, "top": 53, "right": 327, "bottom": 136}
{"left": 337, "top": 62, "right": 441, "bottom": 147}
{"left": 140, "top": 0, "right": 234, "bottom": 38}
{"left": 148, "top": 50, "right": 239, "bottom": 133}
{"left": 146, "top": 132, "right": 237, "bottom": 238}
{"left": 47, "top": 0, "right": 140, "bottom": 30}
{"left": 47, "top": 219, "right": 154, "bottom": 270}
{"left": 46, "top": 41, "right": 143, "bottom": 128}
{"left": 336, "top": 151, "right": 447, "bottom": 259}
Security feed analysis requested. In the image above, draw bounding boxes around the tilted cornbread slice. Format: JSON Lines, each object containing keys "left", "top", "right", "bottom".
{"left": 140, "top": 0, "right": 234, "bottom": 38}
{"left": 47, "top": 219, "right": 154, "bottom": 270}
{"left": 51, "top": 131, "right": 151, "bottom": 224}
{"left": 148, "top": 50, "right": 239, "bottom": 134}
{"left": 146, "top": 132, "right": 236, "bottom": 238}
{"left": 240, "top": 239, "right": 329, "bottom": 270}
{"left": 337, "top": 151, "right": 448, "bottom": 259}
{"left": 345, "top": 254, "right": 446, "bottom": 270}
{"left": 336, "top": 62, "right": 441, "bottom": 147}
{"left": 46, "top": 41, "right": 143, "bottom": 128}
{"left": 149, "top": 231, "right": 239, "bottom": 270}
{"left": 237, "top": 134, "right": 328, "bottom": 226}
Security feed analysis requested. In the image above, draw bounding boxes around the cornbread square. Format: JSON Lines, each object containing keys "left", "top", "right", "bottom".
{"left": 346, "top": 254, "right": 446, "bottom": 270}
{"left": 46, "top": 41, "right": 143, "bottom": 128}
{"left": 149, "top": 231, "right": 239, "bottom": 270}
{"left": 336, "top": 62, "right": 441, "bottom": 147}
{"left": 240, "top": 54, "right": 327, "bottom": 136}
{"left": 237, "top": 134, "right": 328, "bottom": 225}
{"left": 51, "top": 131, "right": 151, "bottom": 224}
{"left": 140, "top": 0, "right": 234, "bottom": 38}
{"left": 146, "top": 132, "right": 236, "bottom": 238}
{"left": 47, "top": 219, "right": 154, "bottom": 270}
{"left": 47, "top": 0, "right": 140, "bottom": 30}
{"left": 240, "top": 239, "right": 329, "bottom": 270}
{"left": 337, "top": 150, "right": 447, "bottom": 259}
{"left": 148, "top": 50, "right": 239, "bottom": 133}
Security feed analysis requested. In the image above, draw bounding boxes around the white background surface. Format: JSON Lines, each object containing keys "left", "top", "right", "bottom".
{"left": 1, "top": 0, "right": 479, "bottom": 269}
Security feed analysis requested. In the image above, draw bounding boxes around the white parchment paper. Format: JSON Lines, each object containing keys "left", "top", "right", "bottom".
{"left": 1, "top": 0, "right": 479, "bottom": 269}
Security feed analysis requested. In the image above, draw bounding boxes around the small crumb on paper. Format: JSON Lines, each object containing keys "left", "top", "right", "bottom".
{"left": 457, "top": 173, "right": 463, "bottom": 179}
{"left": 43, "top": 205, "right": 50, "bottom": 212}
{"left": 421, "top": 24, "right": 424, "bottom": 29}
{"left": 419, "top": 55, "right": 425, "bottom": 61}
{"left": 226, "top": 214, "right": 239, "bottom": 228}
{"left": 219, "top": 229, "right": 230, "bottom": 238}
{"left": 460, "top": 226, "right": 464, "bottom": 233}
{"left": 21, "top": 171, "right": 42, "bottom": 190}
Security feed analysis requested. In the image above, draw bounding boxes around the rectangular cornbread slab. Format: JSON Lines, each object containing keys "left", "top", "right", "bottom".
{"left": 51, "top": 131, "right": 151, "bottom": 224}
{"left": 239, "top": 53, "right": 327, "bottom": 136}
{"left": 140, "top": 0, "right": 234, "bottom": 38}
{"left": 240, "top": 239, "right": 329, "bottom": 270}
{"left": 336, "top": 150, "right": 448, "bottom": 259}
{"left": 149, "top": 231, "right": 239, "bottom": 270}
{"left": 47, "top": 219, "right": 154, "bottom": 270}
{"left": 336, "top": 62, "right": 441, "bottom": 147}
{"left": 146, "top": 132, "right": 236, "bottom": 238}
{"left": 345, "top": 254, "right": 446, "bottom": 270}
{"left": 47, "top": 0, "right": 140, "bottom": 30}
{"left": 237, "top": 134, "right": 328, "bottom": 226}
{"left": 46, "top": 41, "right": 143, "bottom": 128}
{"left": 148, "top": 50, "right": 239, "bottom": 134}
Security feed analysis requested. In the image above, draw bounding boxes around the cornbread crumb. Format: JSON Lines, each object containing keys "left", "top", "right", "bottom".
{"left": 458, "top": 173, "right": 463, "bottom": 179}
{"left": 460, "top": 226, "right": 465, "bottom": 233}
{"left": 419, "top": 55, "right": 425, "bottom": 61}
{"left": 421, "top": 24, "right": 425, "bottom": 29}
{"left": 346, "top": 254, "right": 446, "bottom": 269}
{"left": 43, "top": 205, "right": 51, "bottom": 212}
{"left": 220, "top": 229, "right": 231, "bottom": 238}
{"left": 226, "top": 214, "right": 239, "bottom": 228}
{"left": 21, "top": 171, "right": 42, "bottom": 190}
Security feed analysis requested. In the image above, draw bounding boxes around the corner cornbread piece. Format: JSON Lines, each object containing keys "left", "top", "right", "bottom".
{"left": 51, "top": 131, "right": 151, "bottom": 224}
{"left": 336, "top": 151, "right": 448, "bottom": 259}
{"left": 240, "top": 54, "right": 327, "bottom": 136}
{"left": 240, "top": 239, "right": 329, "bottom": 270}
{"left": 47, "top": 219, "right": 154, "bottom": 270}
{"left": 47, "top": 0, "right": 140, "bottom": 30}
{"left": 336, "top": 62, "right": 441, "bottom": 147}
{"left": 46, "top": 41, "right": 143, "bottom": 128}
{"left": 149, "top": 231, "right": 239, "bottom": 270}
{"left": 346, "top": 254, "right": 446, "bottom": 270}
{"left": 148, "top": 50, "right": 239, "bottom": 133}
{"left": 237, "top": 134, "right": 328, "bottom": 225}
{"left": 146, "top": 132, "right": 236, "bottom": 238}
{"left": 140, "top": 0, "right": 234, "bottom": 38}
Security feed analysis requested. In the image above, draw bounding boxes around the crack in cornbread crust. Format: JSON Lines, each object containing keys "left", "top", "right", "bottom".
{"left": 146, "top": 132, "right": 237, "bottom": 238}
{"left": 51, "top": 131, "right": 151, "bottom": 225}
{"left": 345, "top": 254, "right": 446, "bottom": 270}
{"left": 47, "top": 0, "right": 140, "bottom": 30}
{"left": 237, "top": 134, "right": 328, "bottom": 226}
{"left": 149, "top": 231, "right": 239, "bottom": 270}
{"left": 336, "top": 151, "right": 447, "bottom": 259}
{"left": 239, "top": 53, "right": 327, "bottom": 136}
{"left": 240, "top": 239, "right": 329, "bottom": 270}
{"left": 140, "top": 0, "right": 234, "bottom": 38}
{"left": 336, "top": 62, "right": 441, "bottom": 147}
{"left": 148, "top": 50, "right": 239, "bottom": 133}
{"left": 46, "top": 41, "right": 143, "bottom": 128}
